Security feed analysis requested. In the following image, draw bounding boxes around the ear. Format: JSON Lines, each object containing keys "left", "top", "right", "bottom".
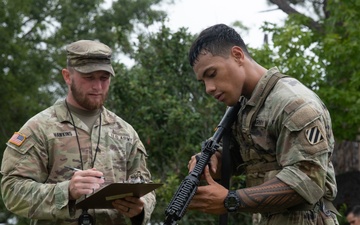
{"left": 231, "top": 46, "right": 245, "bottom": 64}
{"left": 62, "top": 68, "right": 71, "bottom": 86}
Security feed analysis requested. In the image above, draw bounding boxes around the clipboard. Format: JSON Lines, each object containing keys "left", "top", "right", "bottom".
{"left": 76, "top": 183, "right": 163, "bottom": 209}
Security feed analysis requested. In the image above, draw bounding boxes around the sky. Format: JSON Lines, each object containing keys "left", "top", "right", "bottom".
{"left": 161, "top": 0, "right": 287, "bottom": 48}
{"left": 104, "top": 0, "right": 288, "bottom": 65}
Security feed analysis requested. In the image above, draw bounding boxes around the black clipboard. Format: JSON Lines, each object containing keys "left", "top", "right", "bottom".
{"left": 76, "top": 183, "right": 163, "bottom": 209}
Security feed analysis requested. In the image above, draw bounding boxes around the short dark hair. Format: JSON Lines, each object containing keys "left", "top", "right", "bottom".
{"left": 188, "top": 23, "right": 251, "bottom": 67}
{"left": 346, "top": 205, "right": 360, "bottom": 217}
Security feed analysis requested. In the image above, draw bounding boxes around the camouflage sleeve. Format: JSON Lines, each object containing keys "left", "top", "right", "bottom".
{"left": 275, "top": 100, "right": 334, "bottom": 205}
{"left": 126, "top": 137, "right": 156, "bottom": 224}
{"left": 0, "top": 127, "right": 74, "bottom": 220}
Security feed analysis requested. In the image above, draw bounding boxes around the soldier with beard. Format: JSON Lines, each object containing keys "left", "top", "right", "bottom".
{"left": 1, "top": 40, "right": 156, "bottom": 225}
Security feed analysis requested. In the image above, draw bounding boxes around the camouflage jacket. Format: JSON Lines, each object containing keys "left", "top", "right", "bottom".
{"left": 1, "top": 99, "right": 156, "bottom": 225}
{"left": 230, "top": 68, "right": 338, "bottom": 224}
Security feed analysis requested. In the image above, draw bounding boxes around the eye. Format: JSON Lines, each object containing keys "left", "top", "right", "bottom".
{"left": 208, "top": 71, "right": 216, "bottom": 78}
{"left": 100, "top": 76, "right": 110, "bottom": 81}
{"left": 204, "top": 71, "right": 216, "bottom": 79}
{"left": 204, "top": 68, "right": 216, "bottom": 79}
{"left": 84, "top": 76, "right": 93, "bottom": 80}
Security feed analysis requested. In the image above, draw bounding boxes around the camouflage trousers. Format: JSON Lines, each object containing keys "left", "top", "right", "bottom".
{"left": 252, "top": 211, "right": 339, "bottom": 225}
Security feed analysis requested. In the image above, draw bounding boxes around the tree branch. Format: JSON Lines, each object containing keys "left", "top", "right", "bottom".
{"left": 269, "top": 0, "right": 324, "bottom": 33}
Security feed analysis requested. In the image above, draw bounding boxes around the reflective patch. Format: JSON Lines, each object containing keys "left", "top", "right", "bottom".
{"left": 305, "top": 126, "right": 324, "bottom": 145}
{"left": 9, "top": 132, "right": 26, "bottom": 146}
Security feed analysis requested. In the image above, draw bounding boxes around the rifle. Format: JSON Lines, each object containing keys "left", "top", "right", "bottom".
{"left": 163, "top": 101, "right": 242, "bottom": 225}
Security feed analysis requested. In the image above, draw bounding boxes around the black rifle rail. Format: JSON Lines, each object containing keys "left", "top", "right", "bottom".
{"left": 164, "top": 101, "right": 242, "bottom": 225}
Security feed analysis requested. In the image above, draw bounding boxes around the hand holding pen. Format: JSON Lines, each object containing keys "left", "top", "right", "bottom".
{"left": 65, "top": 166, "right": 105, "bottom": 179}
{"left": 66, "top": 166, "right": 105, "bottom": 200}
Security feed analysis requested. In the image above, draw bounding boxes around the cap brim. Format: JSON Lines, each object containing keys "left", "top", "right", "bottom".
{"left": 74, "top": 63, "right": 115, "bottom": 76}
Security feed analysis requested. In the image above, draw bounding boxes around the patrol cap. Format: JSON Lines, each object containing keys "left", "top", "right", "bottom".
{"left": 66, "top": 40, "right": 115, "bottom": 76}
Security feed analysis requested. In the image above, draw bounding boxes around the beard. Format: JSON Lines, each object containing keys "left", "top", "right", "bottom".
{"left": 70, "top": 81, "right": 108, "bottom": 110}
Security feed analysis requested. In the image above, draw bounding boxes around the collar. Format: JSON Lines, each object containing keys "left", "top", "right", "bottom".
{"left": 246, "top": 67, "right": 281, "bottom": 107}
{"left": 54, "top": 99, "right": 116, "bottom": 126}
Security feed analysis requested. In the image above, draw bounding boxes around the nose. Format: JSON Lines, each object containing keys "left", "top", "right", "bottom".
{"left": 92, "top": 79, "right": 102, "bottom": 90}
{"left": 205, "top": 80, "right": 216, "bottom": 95}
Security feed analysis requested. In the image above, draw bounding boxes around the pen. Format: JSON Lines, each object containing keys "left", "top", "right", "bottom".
{"left": 65, "top": 166, "right": 105, "bottom": 179}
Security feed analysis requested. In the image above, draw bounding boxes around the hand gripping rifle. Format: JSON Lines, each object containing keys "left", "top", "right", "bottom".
{"left": 163, "top": 101, "right": 242, "bottom": 225}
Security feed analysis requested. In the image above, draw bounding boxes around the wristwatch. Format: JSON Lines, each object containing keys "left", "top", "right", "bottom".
{"left": 224, "top": 190, "right": 241, "bottom": 212}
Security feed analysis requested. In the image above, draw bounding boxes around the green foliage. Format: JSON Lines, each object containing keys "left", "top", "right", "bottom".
{"left": 252, "top": 0, "right": 360, "bottom": 141}
{"left": 0, "top": 0, "right": 167, "bottom": 153}
{"left": 108, "top": 25, "right": 228, "bottom": 223}
{"left": 318, "top": 0, "right": 360, "bottom": 140}
{"left": 109, "top": 25, "right": 224, "bottom": 179}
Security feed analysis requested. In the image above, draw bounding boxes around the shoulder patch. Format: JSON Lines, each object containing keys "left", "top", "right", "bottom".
{"left": 9, "top": 132, "right": 26, "bottom": 146}
{"left": 284, "top": 98, "right": 306, "bottom": 114}
{"left": 285, "top": 105, "right": 321, "bottom": 132}
{"left": 305, "top": 126, "right": 324, "bottom": 145}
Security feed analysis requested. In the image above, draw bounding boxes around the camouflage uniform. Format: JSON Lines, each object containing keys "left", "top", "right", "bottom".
{"left": 231, "top": 67, "right": 338, "bottom": 224}
{"left": 1, "top": 99, "right": 156, "bottom": 225}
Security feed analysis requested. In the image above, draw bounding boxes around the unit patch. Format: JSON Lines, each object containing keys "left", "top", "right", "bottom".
{"left": 9, "top": 132, "right": 26, "bottom": 146}
{"left": 305, "top": 126, "right": 324, "bottom": 145}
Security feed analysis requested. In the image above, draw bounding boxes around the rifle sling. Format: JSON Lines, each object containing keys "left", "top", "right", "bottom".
{"left": 219, "top": 127, "right": 231, "bottom": 225}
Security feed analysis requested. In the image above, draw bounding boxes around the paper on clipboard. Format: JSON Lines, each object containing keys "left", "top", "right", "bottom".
{"left": 76, "top": 183, "right": 163, "bottom": 209}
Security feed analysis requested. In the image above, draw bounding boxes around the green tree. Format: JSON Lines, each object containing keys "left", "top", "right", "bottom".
{"left": 109, "top": 25, "right": 227, "bottom": 224}
{"left": 253, "top": 0, "right": 360, "bottom": 141}
{"left": 0, "top": 0, "right": 166, "bottom": 152}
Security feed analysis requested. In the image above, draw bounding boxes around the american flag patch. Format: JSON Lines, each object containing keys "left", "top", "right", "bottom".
{"left": 305, "top": 126, "right": 324, "bottom": 145}
{"left": 9, "top": 132, "right": 26, "bottom": 146}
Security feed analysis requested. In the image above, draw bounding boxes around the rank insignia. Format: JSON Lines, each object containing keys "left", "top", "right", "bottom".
{"left": 9, "top": 132, "right": 26, "bottom": 146}
{"left": 305, "top": 126, "right": 323, "bottom": 145}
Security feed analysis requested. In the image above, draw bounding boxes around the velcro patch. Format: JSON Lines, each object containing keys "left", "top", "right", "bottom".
{"left": 254, "top": 118, "right": 266, "bottom": 127}
{"left": 305, "top": 126, "right": 324, "bottom": 145}
{"left": 9, "top": 132, "right": 26, "bottom": 146}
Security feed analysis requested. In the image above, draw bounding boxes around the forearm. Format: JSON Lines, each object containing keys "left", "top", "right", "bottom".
{"left": 1, "top": 176, "right": 72, "bottom": 219}
{"left": 140, "top": 192, "right": 156, "bottom": 225}
{"left": 237, "top": 177, "right": 306, "bottom": 213}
